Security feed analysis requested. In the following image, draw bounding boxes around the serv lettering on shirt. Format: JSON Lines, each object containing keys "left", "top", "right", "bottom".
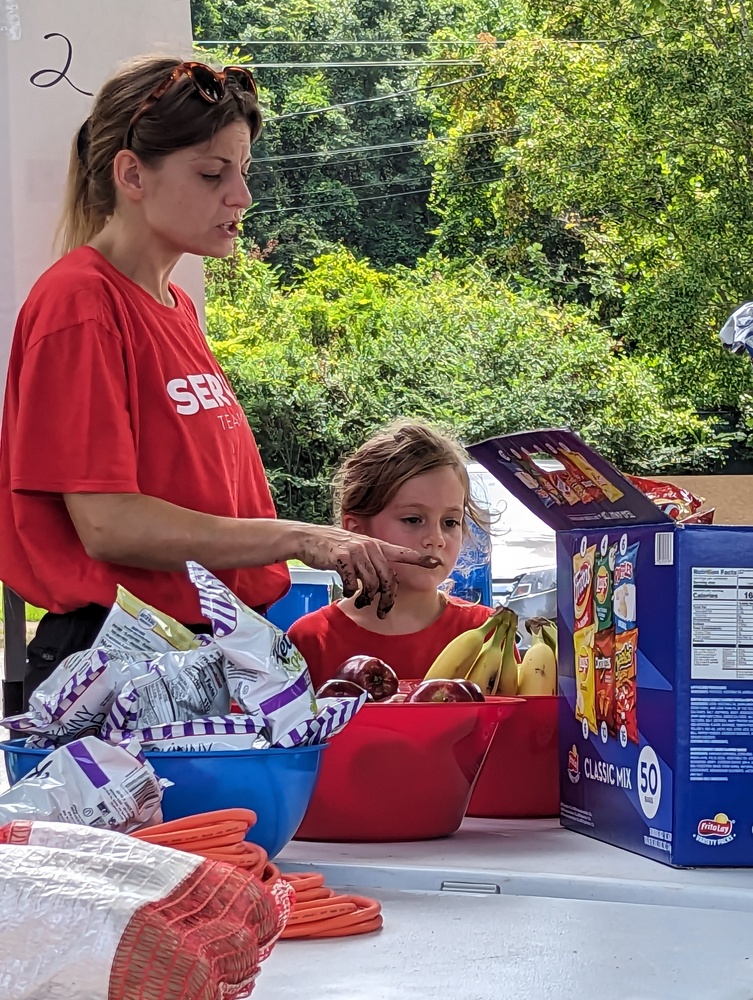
{"left": 166, "top": 372, "right": 244, "bottom": 430}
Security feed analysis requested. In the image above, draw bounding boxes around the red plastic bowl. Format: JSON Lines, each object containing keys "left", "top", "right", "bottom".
{"left": 294, "top": 692, "right": 521, "bottom": 843}
{"left": 468, "top": 695, "right": 559, "bottom": 818}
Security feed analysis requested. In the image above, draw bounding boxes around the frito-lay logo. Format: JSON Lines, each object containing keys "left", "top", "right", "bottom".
{"left": 694, "top": 813, "right": 735, "bottom": 846}
{"left": 595, "top": 565, "right": 610, "bottom": 603}
{"left": 567, "top": 744, "right": 580, "bottom": 784}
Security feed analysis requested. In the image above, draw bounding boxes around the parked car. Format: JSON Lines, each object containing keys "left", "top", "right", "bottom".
{"left": 467, "top": 463, "right": 556, "bottom": 648}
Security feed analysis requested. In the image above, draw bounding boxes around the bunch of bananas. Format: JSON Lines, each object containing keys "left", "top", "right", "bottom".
{"left": 422, "top": 607, "right": 519, "bottom": 697}
{"left": 422, "top": 610, "right": 559, "bottom": 698}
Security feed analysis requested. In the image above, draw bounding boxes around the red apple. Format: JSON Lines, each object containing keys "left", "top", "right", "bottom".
{"left": 335, "top": 655, "right": 399, "bottom": 702}
{"left": 408, "top": 679, "right": 485, "bottom": 704}
{"left": 316, "top": 678, "right": 369, "bottom": 700}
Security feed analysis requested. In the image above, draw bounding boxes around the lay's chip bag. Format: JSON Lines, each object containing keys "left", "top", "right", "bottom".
{"left": 594, "top": 542, "right": 616, "bottom": 631}
{"left": 574, "top": 624, "right": 597, "bottom": 734}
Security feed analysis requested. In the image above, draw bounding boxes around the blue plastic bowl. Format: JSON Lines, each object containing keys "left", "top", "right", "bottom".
{"left": 0, "top": 738, "right": 326, "bottom": 859}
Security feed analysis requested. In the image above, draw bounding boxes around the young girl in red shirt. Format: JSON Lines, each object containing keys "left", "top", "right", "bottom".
{"left": 288, "top": 420, "right": 499, "bottom": 690}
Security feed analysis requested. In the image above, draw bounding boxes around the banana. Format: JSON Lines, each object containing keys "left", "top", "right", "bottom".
{"left": 497, "top": 610, "right": 519, "bottom": 696}
{"left": 526, "top": 617, "right": 558, "bottom": 657}
{"left": 423, "top": 608, "right": 504, "bottom": 681}
{"left": 517, "top": 642, "right": 557, "bottom": 696}
{"left": 541, "top": 621, "right": 558, "bottom": 659}
{"left": 466, "top": 620, "right": 507, "bottom": 696}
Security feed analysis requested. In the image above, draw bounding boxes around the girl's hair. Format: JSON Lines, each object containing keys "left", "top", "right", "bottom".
{"left": 57, "top": 55, "right": 262, "bottom": 255}
{"left": 333, "top": 419, "right": 488, "bottom": 532}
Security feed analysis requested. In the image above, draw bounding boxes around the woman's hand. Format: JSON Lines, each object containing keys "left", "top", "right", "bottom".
{"left": 295, "top": 524, "right": 441, "bottom": 619}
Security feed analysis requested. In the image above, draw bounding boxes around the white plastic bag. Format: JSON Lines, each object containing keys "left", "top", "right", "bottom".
{"left": 0, "top": 821, "right": 292, "bottom": 1000}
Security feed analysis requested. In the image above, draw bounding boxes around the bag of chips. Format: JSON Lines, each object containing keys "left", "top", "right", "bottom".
{"left": 2, "top": 587, "right": 211, "bottom": 743}
{"left": 187, "top": 562, "right": 365, "bottom": 747}
{"left": 104, "top": 643, "right": 230, "bottom": 733}
{"left": 0, "top": 736, "right": 165, "bottom": 833}
{"left": 626, "top": 475, "right": 706, "bottom": 523}
{"left": 614, "top": 629, "right": 639, "bottom": 745}
{"left": 574, "top": 624, "right": 597, "bottom": 735}
{"left": 594, "top": 629, "right": 616, "bottom": 735}
{"left": 573, "top": 545, "right": 596, "bottom": 632}
{"left": 613, "top": 542, "right": 639, "bottom": 634}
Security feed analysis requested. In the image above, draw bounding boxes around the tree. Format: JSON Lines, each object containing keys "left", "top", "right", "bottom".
{"left": 205, "top": 248, "right": 723, "bottom": 521}
{"left": 191, "top": 0, "right": 500, "bottom": 272}
{"left": 420, "top": 6, "right": 753, "bottom": 425}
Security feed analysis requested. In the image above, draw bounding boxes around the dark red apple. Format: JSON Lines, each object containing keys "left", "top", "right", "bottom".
{"left": 316, "top": 678, "right": 369, "bottom": 700}
{"left": 408, "top": 679, "right": 485, "bottom": 704}
{"left": 335, "top": 655, "right": 399, "bottom": 702}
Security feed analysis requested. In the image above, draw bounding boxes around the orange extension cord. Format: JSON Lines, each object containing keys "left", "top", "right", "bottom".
{"left": 131, "top": 808, "right": 383, "bottom": 939}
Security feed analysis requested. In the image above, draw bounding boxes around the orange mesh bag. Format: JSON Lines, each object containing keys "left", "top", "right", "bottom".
{"left": 0, "top": 820, "right": 292, "bottom": 1000}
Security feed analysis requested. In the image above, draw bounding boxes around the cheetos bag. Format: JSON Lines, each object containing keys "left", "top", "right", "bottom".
{"left": 0, "top": 820, "right": 292, "bottom": 1000}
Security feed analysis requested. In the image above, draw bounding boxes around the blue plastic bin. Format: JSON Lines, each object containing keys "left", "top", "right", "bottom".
{"left": 266, "top": 567, "right": 340, "bottom": 632}
{"left": 0, "top": 738, "right": 326, "bottom": 859}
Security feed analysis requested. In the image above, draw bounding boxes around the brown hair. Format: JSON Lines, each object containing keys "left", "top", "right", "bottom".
{"left": 333, "top": 419, "right": 489, "bottom": 533}
{"left": 57, "top": 56, "right": 262, "bottom": 255}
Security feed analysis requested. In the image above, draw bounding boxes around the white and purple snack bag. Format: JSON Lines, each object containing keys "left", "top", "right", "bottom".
{"left": 1, "top": 587, "right": 213, "bottom": 742}
{"left": 109, "top": 714, "right": 270, "bottom": 752}
{"left": 187, "top": 562, "right": 317, "bottom": 743}
{"left": 104, "top": 642, "right": 230, "bottom": 733}
{"left": 2, "top": 648, "right": 137, "bottom": 741}
{"left": 0, "top": 736, "right": 166, "bottom": 832}
{"left": 275, "top": 692, "right": 368, "bottom": 748}
{"left": 92, "top": 584, "right": 208, "bottom": 656}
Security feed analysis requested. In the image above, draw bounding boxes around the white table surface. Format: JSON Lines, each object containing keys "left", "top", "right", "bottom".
{"left": 258, "top": 820, "right": 753, "bottom": 998}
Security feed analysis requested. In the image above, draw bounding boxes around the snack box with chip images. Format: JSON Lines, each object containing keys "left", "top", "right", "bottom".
{"left": 468, "top": 427, "right": 753, "bottom": 867}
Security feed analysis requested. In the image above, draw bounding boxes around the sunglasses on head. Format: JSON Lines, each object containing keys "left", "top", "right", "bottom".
{"left": 125, "top": 61, "right": 258, "bottom": 148}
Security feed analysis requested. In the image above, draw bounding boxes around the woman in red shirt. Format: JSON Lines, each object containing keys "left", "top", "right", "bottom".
{"left": 0, "top": 58, "right": 437, "bottom": 704}
{"left": 288, "top": 421, "right": 498, "bottom": 690}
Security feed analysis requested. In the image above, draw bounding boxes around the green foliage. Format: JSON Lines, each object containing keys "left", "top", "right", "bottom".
{"left": 192, "top": 0, "right": 492, "bottom": 273}
{"left": 206, "top": 249, "right": 722, "bottom": 522}
{"left": 419, "top": 10, "right": 753, "bottom": 419}
{"left": 190, "top": 0, "right": 753, "bottom": 488}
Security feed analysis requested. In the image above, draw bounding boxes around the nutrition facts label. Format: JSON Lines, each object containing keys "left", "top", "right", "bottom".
{"left": 691, "top": 568, "right": 753, "bottom": 680}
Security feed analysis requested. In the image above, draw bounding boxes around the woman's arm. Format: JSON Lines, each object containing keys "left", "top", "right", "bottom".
{"left": 64, "top": 492, "right": 439, "bottom": 617}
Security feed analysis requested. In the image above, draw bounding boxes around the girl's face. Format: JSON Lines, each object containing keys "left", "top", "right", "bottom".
{"left": 117, "top": 120, "right": 253, "bottom": 258}
{"left": 345, "top": 466, "right": 467, "bottom": 593}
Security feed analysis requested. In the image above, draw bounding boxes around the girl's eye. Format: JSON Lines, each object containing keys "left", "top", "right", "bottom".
{"left": 202, "top": 173, "right": 221, "bottom": 181}
{"left": 402, "top": 516, "right": 422, "bottom": 525}
{"left": 445, "top": 519, "right": 462, "bottom": 529}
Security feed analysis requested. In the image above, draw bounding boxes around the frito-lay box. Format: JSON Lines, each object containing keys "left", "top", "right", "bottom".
{"left": 469, "top": 428, "right": 753, "bottom": 867}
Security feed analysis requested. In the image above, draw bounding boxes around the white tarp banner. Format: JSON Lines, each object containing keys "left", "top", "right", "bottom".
{"left": 0, "top": 0, "right": 205, "bottom": 392}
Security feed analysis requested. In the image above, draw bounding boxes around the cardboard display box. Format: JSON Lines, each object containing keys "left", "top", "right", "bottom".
{"left": 469, "top": 430, "right": 753, "bottom": 867}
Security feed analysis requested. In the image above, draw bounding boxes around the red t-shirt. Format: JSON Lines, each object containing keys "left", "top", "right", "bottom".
{"left": 288, "top": 598, "right": 498, "bottom": 691}
{"left": 0, "top": 247, "right": 290, "bottom": 622}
